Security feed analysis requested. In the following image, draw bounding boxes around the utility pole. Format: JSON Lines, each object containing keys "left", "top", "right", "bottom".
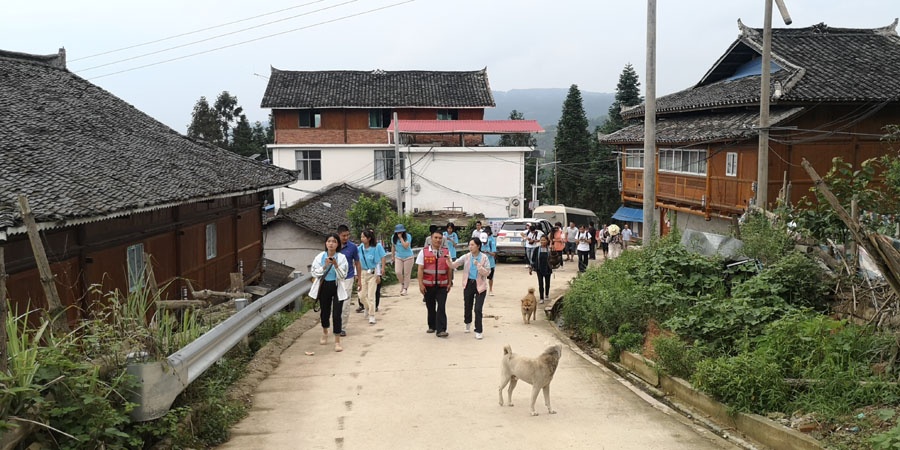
{"left": 642, "top": 0, "right": 657, "bottom": 239}
{"left": 393, "top": 112, "right": 402, "bottom": 215}
{"left": 756, "top": 0, "right": 792, "bottom": 210}
{"left": 531, "top": 158, "right": 542, "bottom": 211}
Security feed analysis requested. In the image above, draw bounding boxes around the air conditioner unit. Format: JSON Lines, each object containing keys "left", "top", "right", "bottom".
{"left": 507, "top": 197, "right": 520, "bottom": 218}
{"left": 412, "top": 183, "right": 422, "bottom": 194}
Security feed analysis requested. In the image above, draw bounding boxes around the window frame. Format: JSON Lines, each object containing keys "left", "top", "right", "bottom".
{"left": 368, "top": 109, "right": 393, "bottom": 129}
{"left": 206, "top": 223, "right": 217, "bottom": 260}
{"left": 436, "top": 109, "right": 459, "bottom": 120}
{"left": 295, "top": 150, "right": 322, "bottom": 180}
{"left": 298, "top": 109, "right": 322, "bottom": 128}
{"left": 658, "top": 148, "right": 707, "bottom": 175}
{"left": 624, "top": 148, "right": 644, "bottom": 169}
{"left": 725, "top": 152, "right": 738, "bottom": 177}
{"left": 126, "top": 243, "right": 145, "bottom": 292}
{"left": 374, "top": 149, "right": 405, "bottom": 180}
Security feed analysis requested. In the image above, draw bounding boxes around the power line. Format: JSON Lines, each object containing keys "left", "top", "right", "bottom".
{"left": 76, "top": 0, "right": 361, "bottom": 72}
{"left": 70, "top": 0, "right": 333, "bottom": 62}
{"left": 87, "top": 0, "right": 416, "bottom": 80}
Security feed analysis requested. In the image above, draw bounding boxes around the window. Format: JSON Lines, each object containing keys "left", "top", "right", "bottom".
{"left": 298, "top": 110, "right": 321, "bottom": 128}
{"left": 374, "top": 150, "right": 405, "bottom": 180}
{"left": 659, "top": 149, "right": 707, "bottom": 175}
{"left": 295, "top": 150, "right": 322, "bottom": 180}
{"left": 126, "top": 244, "right": 145, "bottom": 292}
{"left": 206, "top": 223, "right": 217, "bottom": 260}
{"left": 437, "top": 109, "right": 458, "bottom": 120}
{"left": 725, "top": 152, "right": 738, "bottom": 177}
{"left": 624, "top": 148, "right": 644, "bottom": 168}
{"left": 369, "top": 109, "right": 392, "bottom": 128}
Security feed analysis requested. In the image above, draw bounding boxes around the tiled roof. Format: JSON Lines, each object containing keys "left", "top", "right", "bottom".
{"left": 275, "top": 183, "right": 394, "bottom": 236}
{"left": 386, "top": 119, "right": 544, "bottom": 134}
{"left": 623, "top": 20, "right": 900, "bottom": 119}
{"left": 0, "top": 49, "right": 297, "bottom": 231}
{"left": 599, "top": 107, "right": 805, "bottom": 144}
{"left": 260, "top": 68, "right": 496, "bottom": 109}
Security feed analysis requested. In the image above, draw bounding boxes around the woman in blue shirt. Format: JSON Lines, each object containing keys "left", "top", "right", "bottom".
{"left": 358, "top": 229, "right": 386, "bottom": 324}
{"left": 481, "top": 226, "right": 497, "bottom": 296}
{"left": 443, "top": 222, "right": 459, "bottom": 259}
{"left": 392, "top": 224, "right": 414, "bottom": 295}
{"left": 310, "top": 233, "right": 348, "bottom": 352}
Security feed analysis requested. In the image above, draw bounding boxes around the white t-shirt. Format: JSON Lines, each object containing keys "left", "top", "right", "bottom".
{"left": 415, "top": 245, "right": 447, "bottom": 265}
{"left": 576, "top": 231, "right": 591, "bottom": 251}
{"left": 622, "top": 228, "right": 633, "bottom": 242}
{"left": 524, "top": 229, "right": 544, "bottom": 249}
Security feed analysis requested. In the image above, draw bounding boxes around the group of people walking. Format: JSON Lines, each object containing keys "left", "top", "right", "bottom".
{"left": 310, "top": 221, "right": 499, "bottom": 351}
{"left": 309, "top": 218, "right": 635, "bottom": 352}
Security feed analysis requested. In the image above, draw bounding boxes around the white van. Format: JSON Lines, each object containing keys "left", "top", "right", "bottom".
{"left": 531, "top": 204, "right": 598, "bottom": 228}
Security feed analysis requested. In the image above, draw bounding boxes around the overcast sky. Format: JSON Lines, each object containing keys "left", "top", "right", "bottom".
{"left": 2, "top": 0, "right": 897, "bottom": 131}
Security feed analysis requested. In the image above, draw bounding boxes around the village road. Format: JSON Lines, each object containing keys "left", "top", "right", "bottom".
{"left": 218, "top": 257, "right": 739, "bottom": 450}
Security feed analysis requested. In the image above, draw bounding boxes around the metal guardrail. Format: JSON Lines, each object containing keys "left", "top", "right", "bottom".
{"left": 127, "top": 241, "right": 468, "bottom": 421}
{"left": 127, "top": 274, "right": 312, "bottom": 421}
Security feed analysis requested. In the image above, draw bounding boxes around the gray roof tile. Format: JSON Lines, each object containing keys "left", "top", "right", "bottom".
{"left": 623, "top": 21, "right": 900, "bottom": 119}
{"left": 276, "top": 184, "right": 393, "bottom": 236}
{"left": 0, "top": 49, "right": 297, "bottom": 230}
{"left": 599, "top": 107, "right": 805, "bottom": 144}
{"left": 261, "top": 68, "right": 495, "bottom": 108}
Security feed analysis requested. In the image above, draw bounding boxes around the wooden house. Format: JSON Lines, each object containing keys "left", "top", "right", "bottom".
{"left": 600, "top": 20, "right": 900, "bottom": 234}
{"left": 0, "top": 49, "right": 297, "bottom": 321}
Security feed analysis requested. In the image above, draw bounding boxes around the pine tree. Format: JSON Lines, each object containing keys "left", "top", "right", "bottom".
{"left": 231, "top": 114, "right": 256, "bottom": 156}
{"left": 186, "top": 96, "right": 222, "bottom": 145}
{"left": 601, "top": 64, "right": 643, "bottom": 134}
{"left": 552, "top": 85, "right": 593, "bottom": 207}
{"left": 499, "top": 110, "right": 540, "bottom": 206}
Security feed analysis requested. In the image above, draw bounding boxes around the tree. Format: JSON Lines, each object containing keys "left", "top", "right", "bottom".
{"left": 231, "top": 114, "right": 256, "bottom": 157}
{"left": 213, "top": 91, "right": 242, "bottom": 146}
{"left": 499, "top": 110, "right": 541, "bottom": 208}
{"left": 551, "top": 85, "right": 593, "bottom": 208}
{"left": 601, "top": 64, "right": 643, "bottom": 134}
{"left": 186, "top": 96, "right": 222, "bottom": 145}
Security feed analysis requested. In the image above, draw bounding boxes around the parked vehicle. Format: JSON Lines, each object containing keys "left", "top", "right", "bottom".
{"left": 531, "top": 204, "right": 598, "bottom": 228}
{"left": 495, "top": 218, "right": 552, "bottom": 260}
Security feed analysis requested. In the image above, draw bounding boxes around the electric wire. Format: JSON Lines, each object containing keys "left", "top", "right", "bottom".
{"left": 70, "top": 0, "right": 333, "bottom": 62}
{"left": 76, "top": 0, "right": 361, "bottom": 72}
{"left": 87, "top": 0, "right": 416, "bottom": 80}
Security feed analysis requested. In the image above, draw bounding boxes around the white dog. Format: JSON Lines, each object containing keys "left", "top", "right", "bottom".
{"left": 498, "top": 344, "right": 562, "bottom": 416}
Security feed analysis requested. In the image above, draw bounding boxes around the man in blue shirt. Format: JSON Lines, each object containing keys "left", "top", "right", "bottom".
{"left": 338, "top": 224, "right": 361, "bottom": 336}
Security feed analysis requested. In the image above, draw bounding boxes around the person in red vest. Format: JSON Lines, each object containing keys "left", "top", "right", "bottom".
{"left": 417, "top": 229, "right": 454, "bottom": 337}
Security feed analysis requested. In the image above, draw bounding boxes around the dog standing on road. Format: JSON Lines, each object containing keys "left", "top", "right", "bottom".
{"left": 521, "top": 288, "right": 537, "bottom": 324}
{"left": 498, "top": 344, "right": 562, "bottom": 416}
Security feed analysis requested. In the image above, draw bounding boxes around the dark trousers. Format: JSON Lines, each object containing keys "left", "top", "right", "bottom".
{"left": 424, "top": 286, "right": 449, "bottom": 333}
{"left": 463, "top": 279, "right": 486, "bottom": 333}
{"left": 375, "top": 281, "right": 382, "bottom": 310}
{"left": 537, "top": 272, "right": 551, "bottom": 300}
{"left": 589, "top": 241, "right": 597, "bottom": 259}
{"left": 318, "top": 280, "right": 343, "bottom": 332}
{"left": 578, "top": 250, "right": 590, "bottom": 272}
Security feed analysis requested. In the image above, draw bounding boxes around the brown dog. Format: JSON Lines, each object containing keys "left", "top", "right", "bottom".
{"left": 521, "top": 288, "right": 537, "bottom": 324}
{"left": 498, "top": 344, "right": 562, "bottom": 416}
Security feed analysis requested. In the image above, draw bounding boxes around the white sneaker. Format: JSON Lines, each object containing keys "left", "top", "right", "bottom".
{"left": 368, "top": 316, "right": 376, "bottom": 325}
{"left": 475, "top": 332, "right": 483, "bottom": 340}
{"left": 465, "top": 323, "right": 471, "bottom": 333}
{"left": 489, "top": 291, "right": 494, "bottom": 296}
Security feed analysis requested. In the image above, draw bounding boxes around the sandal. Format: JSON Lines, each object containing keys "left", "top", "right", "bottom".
{"left": 319, "top": 335, "right": 327, "bottom": 345}
{"left": 334, "top": 343, "right": 343, "bottom": 352}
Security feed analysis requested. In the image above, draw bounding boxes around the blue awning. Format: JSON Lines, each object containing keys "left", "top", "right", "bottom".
{"left": 612, "top": 206, "right": 643, "bottom": 223}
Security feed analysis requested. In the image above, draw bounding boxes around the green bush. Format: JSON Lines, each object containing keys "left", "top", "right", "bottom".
{"left": 634, "top": 234, "right": 724, "bottom": 297}
{"left": 653, "top": 335, "right": 705, "bottom": 379}
{"left": 664, "top": 295, "right": 795, "bottom": 353}
{"left": 608, "top": 323, "right": 644, "bottom": 362}
{"left": 692, "top": 352, "right": 790, "bottom": 413}
{"left": 738, "top": 212, "right": 794, "bottom": 266}
{"left": 732, "top": 251, "right": 830, "bottom": 310}
{"left": 562, "top": 260, "right": 649, "bottom": 340}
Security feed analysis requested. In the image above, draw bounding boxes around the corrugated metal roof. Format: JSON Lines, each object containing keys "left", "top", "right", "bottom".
{"left": 386, "top": 120, "right": 544, "bottom": 134}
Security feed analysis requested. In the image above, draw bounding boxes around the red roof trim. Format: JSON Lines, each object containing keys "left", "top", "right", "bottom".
{"left": 386, "top": 119, "right": 544, "bottom": 134}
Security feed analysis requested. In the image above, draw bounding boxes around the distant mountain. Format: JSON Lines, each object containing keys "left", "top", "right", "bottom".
{"left": 486, "top": 88, "right": 615, "bottom": 152}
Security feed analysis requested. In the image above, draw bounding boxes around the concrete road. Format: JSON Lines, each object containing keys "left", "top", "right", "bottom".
{"left": 219, "top": 257, "right": 739, "bottom": 450}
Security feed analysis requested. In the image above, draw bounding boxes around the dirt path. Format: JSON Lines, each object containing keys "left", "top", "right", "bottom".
{"left": 219, "top": 257, "right": 740, "bottom": 450}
